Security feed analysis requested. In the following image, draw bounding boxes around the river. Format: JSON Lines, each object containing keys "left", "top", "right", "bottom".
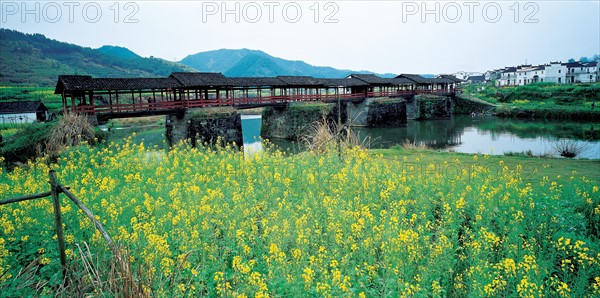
{"left": 241, "top": 115, "right": 600, "bottom": 159}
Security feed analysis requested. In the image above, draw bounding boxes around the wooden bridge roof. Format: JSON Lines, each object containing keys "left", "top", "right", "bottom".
{"left": 169, "top": 72, "right": 231, "bottom": 87}
{"left": 318, "top": 78, "right": 368, "bottom": 87}
{"left": 54, "top": 75, "right": 93, "bottom": 94}
{"left": 55, "top": 71, "right": 453, "bottom": 94}
{"left": 387, "top": 77, "right": 415, "bottom": 85}
{"left": 276, "top": 76, "right": 323, "bottom": 86}
{"left": 437, "top": 74, "right": 463, "bottom": 83}
{"left": 429, "top": 77, "right": 455, "bottom": 84}
{"left": 349, "top": 74, "right": 391, "bottom": 85}
{"left": 396, "top": 74, "right": 431, "bottom": 84}
{"left": 228, "top": 77, "right": 288, "bottom": 87}
{"left": 55, "top": 75, "right": 182, "bottom": 93}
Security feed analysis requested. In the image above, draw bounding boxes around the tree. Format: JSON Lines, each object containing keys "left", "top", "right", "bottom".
{"left": 568, "top": 58, "right": 576, "bottom": 63}
{"left": 580, "top": 56, "right": 590, "bottom": 63}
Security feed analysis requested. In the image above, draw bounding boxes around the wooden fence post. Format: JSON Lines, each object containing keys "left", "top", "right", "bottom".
{"left": 49, "top": 170, "right": 67, "bottom": 279}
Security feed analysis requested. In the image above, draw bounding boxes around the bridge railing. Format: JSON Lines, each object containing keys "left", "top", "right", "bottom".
{"left": 71, "top": 89, "right": 456, "bottom": 115}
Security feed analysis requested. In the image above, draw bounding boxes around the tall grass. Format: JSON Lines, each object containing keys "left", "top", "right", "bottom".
{"left": 46, "top": 111, "right": 97, "bottom": 158}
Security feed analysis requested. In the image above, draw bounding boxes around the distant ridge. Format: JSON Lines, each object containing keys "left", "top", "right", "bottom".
{"left": 0, "top": 29, "right": 196, "bottom": 86}
{"left": 179, "top": 48, "right": 397, "bottom": 78}
{"left": 1, "top": 28, "right": 407, "bottom": 87}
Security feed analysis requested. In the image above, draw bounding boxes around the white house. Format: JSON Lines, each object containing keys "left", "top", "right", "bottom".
{"left": 485, "top": 69, "right": 503, "bottom": 82}
{"left": 543, "top": 62, "right": 567, "bottom": 84}
{"left": 564, "top": 61, "right": 598, "bottom": 83}
{"left": 492, "top": 60, "right": 599, "bottom": 86}
{"left": 498, "top": 67, "right": 517, "bottom": 86}
{"left": 0, "top": 101, "right": 49, "bottom": 124}
{"left": 515, "top": 65, "right": 547, "bottom": 85}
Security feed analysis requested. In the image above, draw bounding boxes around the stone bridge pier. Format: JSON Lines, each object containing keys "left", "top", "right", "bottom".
{"left": 165, "top": 108, "right": 242, "bottom": 147}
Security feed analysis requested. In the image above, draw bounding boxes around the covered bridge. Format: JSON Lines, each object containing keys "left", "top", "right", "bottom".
{"left": 54, "top": 72, "right": 457, "bottom": 118}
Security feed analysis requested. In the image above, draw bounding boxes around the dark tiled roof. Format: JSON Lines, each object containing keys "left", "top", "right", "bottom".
{"left": 0, "top": 101, "right": 48, "bottom": 114}
{"left": 89, "top": 78, "right": 181, "bottom": 90}
{"left": 437, "top": 74, "right": 463, "bottom": 83}
{"left": 318, "top": 78, "right": 368, "bottom": 87}
{"left": 55, "top": 75, "right": 93, "bottom": 94}
{"left": 170, "top": 72, "right": 231, "bottom": 87}
{"left": 395, "top": 74, "right": 431, "bottom": 84}
{"left": 276, "top": 76, "right": 322, "bottom": 86}
{"left": 228, "top": 77, "right": 288, "bottom": 87}
{"left": 429, "top": 77, "right": 455, "bottom": 84}
{"left": 55, "top": 76, "right": 182, "bottom": 93}
{"left": 467, "top": 75, "right": 485, "bottom": 82}
{"left": 562, "top": 62, "right": 583, "bottom": 67}
{"left": 349, "top": 74, "right": 390, "bottom": 85}
{"left": 387, "top": 77, "right": 415, "bottom": 85}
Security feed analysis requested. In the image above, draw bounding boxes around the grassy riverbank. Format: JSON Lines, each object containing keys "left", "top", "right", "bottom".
{"left": 1, "top": 142, "right": 599, "bottom": 296}
{"left": 464, "top": 83, "right": 600, "bottom": 120}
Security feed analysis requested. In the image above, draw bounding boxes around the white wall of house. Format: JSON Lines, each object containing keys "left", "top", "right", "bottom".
{"left": 491, "top": 61, "right": 598, "bottom": 86}
{"left": 544, "top": 63, "right": 566, "bottom": 84}
{"left": 515, "top": 67, "right": 546, "bottom": 85}
{"left": 528, "top": 68, "right": 545, "bottom": 83}
{"left": 498, "top": 71, "right": 517, "bottom": 86}
{"left": 0, "top": 113, "right": 37, "bottom": 124}
{"left": 516, "top": 69, "right": 528, "bottom": 85}
{"left": 566, "top": 65, "right": 597, "bottom": 83}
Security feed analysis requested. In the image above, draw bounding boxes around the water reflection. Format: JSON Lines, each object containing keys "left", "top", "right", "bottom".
{"left": 244, "top": 115, "right": 599, "bottom": 159}
{"left": 355, "top": 115, "right": 599, "bottom": 159}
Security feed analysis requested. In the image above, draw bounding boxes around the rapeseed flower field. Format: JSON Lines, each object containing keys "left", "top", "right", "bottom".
{"left": 1, "top": 138, "right": 599, "bottom": 296}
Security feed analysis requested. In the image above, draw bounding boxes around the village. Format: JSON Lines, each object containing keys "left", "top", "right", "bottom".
{"left": 454, "top": 60, "right": 599, "bottom": 85}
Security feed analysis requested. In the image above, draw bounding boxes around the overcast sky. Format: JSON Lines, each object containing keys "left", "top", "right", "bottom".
{"left": 2, "top": 0, "right": 599, "bottom": 74}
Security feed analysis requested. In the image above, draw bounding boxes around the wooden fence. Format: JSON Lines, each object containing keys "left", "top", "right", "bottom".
{"left": 0, "top": 170, "right": 115, "bottom": 279}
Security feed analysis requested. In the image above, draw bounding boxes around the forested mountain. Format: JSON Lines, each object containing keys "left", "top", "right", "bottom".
{"left": 0, "top": 29, "right": 196, "bottom": 86}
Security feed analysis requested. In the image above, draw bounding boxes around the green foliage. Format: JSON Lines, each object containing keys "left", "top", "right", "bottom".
{"left": 465, "top": 83, "right": 600, "bottom": 119}
{"left": 0, "top": 86, "right": 62, "bottom": 112}
{"left": 0, "top": 121, "right": 56, "bottom": 163}
{"left": 0, "top": 29, "right": 196, "bottom": 86}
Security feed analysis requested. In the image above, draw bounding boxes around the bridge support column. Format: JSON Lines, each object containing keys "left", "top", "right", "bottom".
{"left": 165, "top": 108, "right": 242, "bottom": 147}
{"left": 261, "top": 102, "right": 338, "bottom": 139}
{"left": 411, "top": 95, "right": 454, "bottom": 120}
{"left": 347, "top": 97, "right": 407, "bottom": 127}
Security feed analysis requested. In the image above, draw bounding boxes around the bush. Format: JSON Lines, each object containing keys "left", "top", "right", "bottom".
{"left": 553, "top": 95, "right": 583, "bottom": 105}
{"left": 0, "top": 112, "right": 106, "bottom": 164}
{"left": 46, "top": 112, "right": 98, "bottom": 157}
{"left": 0, "top": 122, "right": 56, "bottom": 163}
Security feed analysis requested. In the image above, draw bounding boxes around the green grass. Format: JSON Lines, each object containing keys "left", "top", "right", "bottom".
{"left": 464, "top": 83, "right": 600, "bottom": 120}
{"left": 0, "top": 86, "right": 63, "bottom": 112}
{"left": 375, "top": 146, "right": 600, "bottom": 183}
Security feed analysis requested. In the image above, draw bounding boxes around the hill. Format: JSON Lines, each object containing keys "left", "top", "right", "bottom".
{"left": 0, "top": 29, "right": 196, "bottom": 86}
{"left": 180, "top": 48, "right": 397, "bottom": 78}
{"left": 0, "top": 28, "right": 401, "bottom": 87}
